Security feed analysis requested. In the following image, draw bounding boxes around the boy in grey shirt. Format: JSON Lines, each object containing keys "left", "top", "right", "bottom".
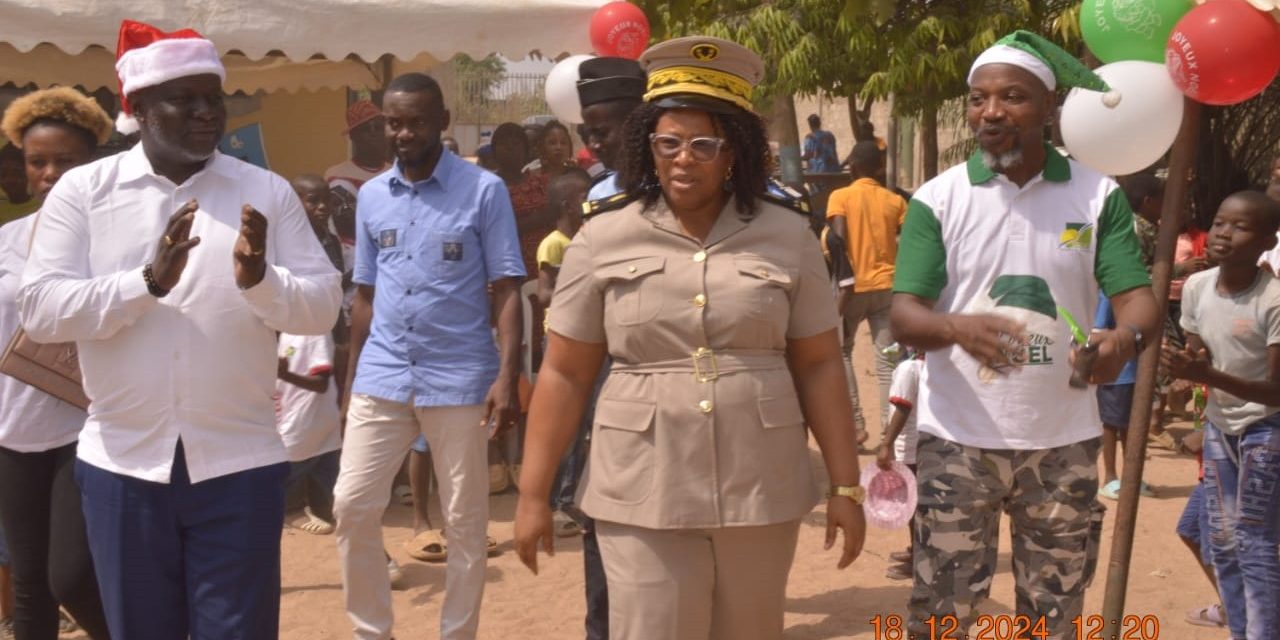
{"left": 1164, "top": 190, "right": 1280, "bottom": 640}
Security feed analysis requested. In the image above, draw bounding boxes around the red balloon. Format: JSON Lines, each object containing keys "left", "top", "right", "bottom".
{"left": 590, "top": 1, "right": 651, "bottom": 60}
{"left": 1165, "top": 0, "right": 1280, "bottom": 105}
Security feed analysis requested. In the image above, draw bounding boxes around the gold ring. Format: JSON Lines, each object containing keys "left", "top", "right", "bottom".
{"left": 163, "top": 235, "right": 174, "bottom": 247}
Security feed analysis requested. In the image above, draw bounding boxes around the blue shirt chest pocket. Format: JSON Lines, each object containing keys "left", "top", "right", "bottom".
{"left": 373, "top": 226, "right": 406, "bottom": 263}
{"left": 421, "top": 230, "right": 474, "bottom": 279}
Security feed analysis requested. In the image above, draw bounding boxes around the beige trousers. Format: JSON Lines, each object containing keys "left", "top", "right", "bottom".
{"left": 333, "top": 395, "right": 488, "bottom": 640}
{"left": 596, "top": 519, "right": 802, "bottom": 640}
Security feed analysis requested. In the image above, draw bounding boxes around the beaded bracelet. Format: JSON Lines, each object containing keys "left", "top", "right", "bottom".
{"left": 143, "top": 263, "right": 170, "bottom": 298}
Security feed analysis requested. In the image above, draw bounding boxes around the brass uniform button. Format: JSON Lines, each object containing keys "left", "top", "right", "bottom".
{"left": 628, "top": 265, "right": 637, "bottom": 273}
{"left": 698, "top": 400, "right": 713, "bottom": 413}
{"left": 693, "top": 293, "right": 707, "bottom": 307}
{"left": 693, "top": 250, "right": 707, "bottom": 263}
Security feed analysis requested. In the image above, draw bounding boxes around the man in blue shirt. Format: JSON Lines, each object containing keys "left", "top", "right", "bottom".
{"left": 802, "top": 113, "right": 840, "bottom": 174}
{"left": 332, "top": 72, "right": 525, "bottom": 640}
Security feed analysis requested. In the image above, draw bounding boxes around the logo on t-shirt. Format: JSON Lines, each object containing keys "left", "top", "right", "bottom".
{"left": 968, "top": 275, "right": 1060, "bottom": 381}
{"left": 1059, "top": 223, "right": 1094, "bottom": 251}
{"left": 379, "top": 229, "right": 397, "bottom": 248}
{"left": 442, "top": 241, "right": 463, "bottom": 261}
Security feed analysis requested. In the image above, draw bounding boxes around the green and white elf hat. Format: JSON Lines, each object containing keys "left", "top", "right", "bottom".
{"left": 968, "top": 30, "right": 1122, "bottom": 108}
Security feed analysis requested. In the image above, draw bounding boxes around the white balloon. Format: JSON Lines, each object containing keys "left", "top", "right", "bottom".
{"left": 544, "top": 54, "right": 595, "bottom": 125}
{"left": 1061, "top": 60, "right": 1185, "bottom": 177}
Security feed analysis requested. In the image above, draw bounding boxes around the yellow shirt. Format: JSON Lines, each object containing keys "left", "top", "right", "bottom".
{"left": 825, "top": 177, "right": 906, "bottom": 292}
{"left": 535, "top": 229, "right": 572, "bottom": 271}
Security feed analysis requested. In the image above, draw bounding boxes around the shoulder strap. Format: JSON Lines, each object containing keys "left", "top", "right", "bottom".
{"left": 582, "top": 191, "right": 638, "bottom": 220}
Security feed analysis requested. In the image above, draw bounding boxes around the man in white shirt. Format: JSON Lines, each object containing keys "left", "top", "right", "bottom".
{"left": 889, "top": 31, "right": 1158, "bottom": 638}
{"left": 17, "top": 20, "right": 340, "bottom": 640}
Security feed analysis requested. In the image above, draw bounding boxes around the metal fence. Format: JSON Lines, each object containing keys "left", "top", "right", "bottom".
{"left": 452, "top": 71, "right": 549, "bottom": 125}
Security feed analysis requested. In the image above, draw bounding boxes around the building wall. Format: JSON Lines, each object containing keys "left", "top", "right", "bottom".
{"left": 227, "top": 89, "right": 347, "bottom": 182}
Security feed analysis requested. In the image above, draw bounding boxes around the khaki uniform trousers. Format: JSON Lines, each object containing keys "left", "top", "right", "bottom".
{"left": 596, "top": 518, "right": 801, "bottom": 640}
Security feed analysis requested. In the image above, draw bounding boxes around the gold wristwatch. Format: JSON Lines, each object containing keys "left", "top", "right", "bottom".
{"left": 827, "top": 484, "right": 866, "bottom": 504}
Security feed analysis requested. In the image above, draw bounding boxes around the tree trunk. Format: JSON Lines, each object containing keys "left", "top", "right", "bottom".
{"left": 886, "top": 94, "right": 898, "bottom": 190}
{"left": 921, "top": 101, "right": 939, "bottom": 180}
{"left": 771, "top": 92, "right": 804, "bottom": 188}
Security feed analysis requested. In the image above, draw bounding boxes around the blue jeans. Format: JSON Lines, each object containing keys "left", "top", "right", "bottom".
{"left": 1204, "top": 416, "right": 1280, "bottom": 640}
{"left": 1175, "top": 481, "right": 1214, "bottom": 566}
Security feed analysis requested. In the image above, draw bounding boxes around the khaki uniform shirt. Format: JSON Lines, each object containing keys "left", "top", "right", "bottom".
{"left": 548, "top": 196, "right": 838, "bottom": 529}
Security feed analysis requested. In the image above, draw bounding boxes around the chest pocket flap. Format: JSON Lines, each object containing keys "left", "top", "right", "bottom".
{"left": 595, "top": 397, "right": 657, "bottom": 432}
{"left": 734, "top": 256, "right": 793, "bottom": 288}
{"left": 599, "top": 256, "right": 666, "bottom": 282}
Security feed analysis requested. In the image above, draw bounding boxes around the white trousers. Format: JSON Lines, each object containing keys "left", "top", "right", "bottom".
{"left": 334, "top": 395, "right": 488, "bottom": 640}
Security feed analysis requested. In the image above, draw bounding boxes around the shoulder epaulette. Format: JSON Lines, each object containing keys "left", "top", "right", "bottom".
{"left": 582, "top": 191, "right": 637, "bottom": 219}
{"left": 761, "top": 179, "right": 811, "bottom": 216}
{"left": 590, "top": 170, "right": 613, "bottom": 187}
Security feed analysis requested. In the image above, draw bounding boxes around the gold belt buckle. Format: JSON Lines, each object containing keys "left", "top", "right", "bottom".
{"left": 692, "top": 347, "right": 718, "bottom": 382}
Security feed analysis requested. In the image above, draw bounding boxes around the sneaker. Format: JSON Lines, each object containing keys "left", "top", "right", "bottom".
{"left": 388, "top": 558, "right": 406, "bottom": 590}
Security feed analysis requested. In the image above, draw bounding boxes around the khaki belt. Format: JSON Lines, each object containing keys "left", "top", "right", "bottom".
{"left": 610, "top": 348, "right": 785, "bottom": 382}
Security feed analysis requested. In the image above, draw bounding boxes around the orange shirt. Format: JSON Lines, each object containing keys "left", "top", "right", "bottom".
{"left": 824, "top": 177, "right": 907, "bottom": 292}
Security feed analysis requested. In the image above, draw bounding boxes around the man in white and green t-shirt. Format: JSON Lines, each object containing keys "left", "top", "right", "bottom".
{"left": 889, "top": 31, "right": 1159, "bottom": 637}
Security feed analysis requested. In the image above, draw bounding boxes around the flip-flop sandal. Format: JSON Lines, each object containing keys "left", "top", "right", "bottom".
{"left": 553, "top": 511, "right": 583, "bottom": 538}
{"left": 404, "top": 530, "right": 448, "bottom": 562}
{"left": 435, "top": 529, "right": 500, "bottom": 556}
{"left": 299, "top": 517, "right": 335, "bottom": 535}
{"left": 1185, "top": 603, "right": 1226, "bottom": 628}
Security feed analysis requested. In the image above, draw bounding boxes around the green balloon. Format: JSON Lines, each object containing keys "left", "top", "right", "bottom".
{"left": 1081, "top": 0, "right": 1195, "bottom": 63}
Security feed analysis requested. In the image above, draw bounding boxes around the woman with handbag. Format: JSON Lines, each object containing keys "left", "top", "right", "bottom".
{"left": 0, "top": 87, "right": 114, "bottom": 640}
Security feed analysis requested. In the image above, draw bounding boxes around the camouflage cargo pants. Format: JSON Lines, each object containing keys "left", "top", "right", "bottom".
{"left": 908, "top": 433, "right": 1106, "bottom": 640}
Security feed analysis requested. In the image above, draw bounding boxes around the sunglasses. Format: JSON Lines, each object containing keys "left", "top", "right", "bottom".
{"left": 649, "top": 133, "right": 727, "bottom": 163}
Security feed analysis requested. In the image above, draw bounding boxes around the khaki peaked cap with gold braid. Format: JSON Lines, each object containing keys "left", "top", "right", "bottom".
{"left": 639, "top": 36, "right": 764, "bottom": 114}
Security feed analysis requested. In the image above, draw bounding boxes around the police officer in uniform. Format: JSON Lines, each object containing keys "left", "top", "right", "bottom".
{"left": 577, "top": 57, "right": 647, "bottom": 201}
{"left": 516, "top": 36, "right": 867, "bottom": 640}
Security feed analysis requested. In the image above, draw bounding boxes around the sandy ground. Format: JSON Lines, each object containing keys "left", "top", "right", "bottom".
{"left": 271, "top": 329, "right": 1227, "bottom": 640}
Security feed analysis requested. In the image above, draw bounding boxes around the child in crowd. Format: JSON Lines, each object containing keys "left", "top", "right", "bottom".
{"left": 291, "top": 175, "right": 350, "bottom": 394}
{"left": 276, "top": 332, "right": 342, "bottom": 535}
{"left": 1095, "top": 292, "right": 1154, "bottom": 500}
{"left": 1260, "top": 156, "right": 1280, "bottom": 276}
{"left": 1176, "top": 417, "right": 1230, "bottom": 631}
{"left": 876, "top": 348, "right": 923, "bottom": 581}
{"left": 1164, "top": 190, "right": 1280, "bottom": 640}
{"left": 535, "top": 168, "right": 590, "bottom": 307}
{"left": 1159, "top": 210, "right": 1211, "bottom": 435}
{"left": 535, "top": 168, "right": 592, "bottom": 536}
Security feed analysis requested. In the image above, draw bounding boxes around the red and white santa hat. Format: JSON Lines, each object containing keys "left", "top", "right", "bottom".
{"left": 114, "top": 20, "right": 225, "bottom": 135}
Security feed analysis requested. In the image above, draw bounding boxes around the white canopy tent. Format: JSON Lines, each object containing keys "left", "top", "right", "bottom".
{"left": 0, "top": 0, "right": 607, "bottom": 92}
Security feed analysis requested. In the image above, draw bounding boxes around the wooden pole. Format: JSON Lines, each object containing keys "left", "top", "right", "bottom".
{"left": 1100, "top": 98, "right": 1201, "bottom": 638}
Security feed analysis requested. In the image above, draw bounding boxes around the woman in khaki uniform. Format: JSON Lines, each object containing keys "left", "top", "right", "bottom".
{"left": 515, "top": 36, "right": 866, "bottom": 640}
